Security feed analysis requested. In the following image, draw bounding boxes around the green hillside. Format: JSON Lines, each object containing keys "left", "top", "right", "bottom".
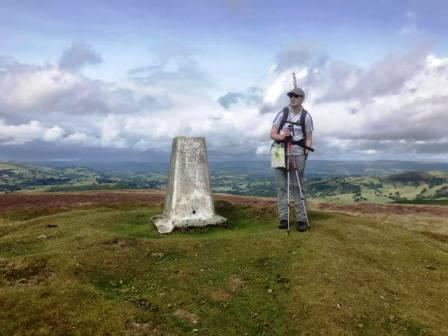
{"left": 0, "top": 162, "right": 165, "bottom": 192}
{"left": 0, "top": 194, "right": 447, "bottom": 335}
{"left": 1, "top": 162, "right": 448, "bottom": 204}
{"left": 0, "top": 162, "right": 103, "bottom": 192}
{"left": 307, "top": 171, "right": 448, "bottom": 204}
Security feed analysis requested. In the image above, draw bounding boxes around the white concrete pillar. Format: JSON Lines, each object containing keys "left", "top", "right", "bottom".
{"left": 153, "top": 137, "right": 226, "bottom": 234}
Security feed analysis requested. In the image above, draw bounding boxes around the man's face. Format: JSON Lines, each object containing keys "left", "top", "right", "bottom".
{"left": 288, "top": 94, "right": 304, "bottom": 108}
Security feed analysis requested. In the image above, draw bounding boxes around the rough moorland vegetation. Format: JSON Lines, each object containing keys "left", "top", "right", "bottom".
{"left": 1, "top": 191, "right": 447, "bottom": 335}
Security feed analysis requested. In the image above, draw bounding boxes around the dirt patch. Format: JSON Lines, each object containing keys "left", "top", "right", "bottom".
{"left": 228, "top": 276, "right": 245, "bottom": 293}
{"left": 102, "top": 238, "right": 138, "bottom": 248}
{"left": 0, "top": 258, "right": 51, "bottom": 286}
{"left": 129, "top": 298, "right": 159, "bottom": 312}
{"left": 207, "top": 276, "right": 245, "bottom": 302}
{"left": 173, "top": 309, "right": 199, "bottom": 324}
{"left": 124, "top": 320, "right": 161, "bottom": 335}
{"left": 208, "top": 290, "right": 232, "bottom": 302}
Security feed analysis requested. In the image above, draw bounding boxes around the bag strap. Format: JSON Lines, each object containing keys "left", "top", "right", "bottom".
{"left": 300, "top": 108, "right": 308, "bottom": 139}
{"left": 277, "top": 107, "right": 289, "bottom": 134}
{"left": 300, "top": 109, "right": 308, "bottom": 155}
{"left": 276, "top": 107, "right": 309, "bottom": 155}
{"left": 278, "top": 107, "right": 307, "bottom": 135}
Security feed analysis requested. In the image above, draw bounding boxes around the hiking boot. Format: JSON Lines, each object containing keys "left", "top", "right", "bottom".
{"left": 296, "top": 221, "right": 308, "bottom": 232}
{"left": 278, "top": 220, "right": 288, "bottom": 229}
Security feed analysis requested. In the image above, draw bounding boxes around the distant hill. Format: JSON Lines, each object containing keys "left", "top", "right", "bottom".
{"left": 308, "top": 171, "right": 448, "bottom": 204}
{"left": 0, "top": 162, "right": 99, "bottom": 192}
{"left": 1, "top": 161, "right": 448, "bottom": 204}
{"left": 33, "top": 159, "right": 448, "bottom": 178}
{"left": 0, "top": 162, "right": 164, "bottom": 192}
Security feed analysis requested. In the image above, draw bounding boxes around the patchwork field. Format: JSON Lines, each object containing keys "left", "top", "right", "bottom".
{"left": 2, "top": 162, "right": 448, "bottom": 204}
{"left": 1, "top": 191, "right": 447, "bottom": 335}
{"left": 308, "top": 172, "right": 448, "bottom": 204}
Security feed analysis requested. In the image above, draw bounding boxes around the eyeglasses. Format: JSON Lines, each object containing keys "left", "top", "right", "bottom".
{"left": 288, "top": 94, "right": 303, "bottom": 99}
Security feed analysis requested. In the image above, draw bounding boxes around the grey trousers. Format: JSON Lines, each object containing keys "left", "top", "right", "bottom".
{"left": 274, "top": 154, "right": 307, "bottom": 222}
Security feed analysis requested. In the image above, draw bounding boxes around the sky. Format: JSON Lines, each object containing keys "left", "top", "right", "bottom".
{"left": 1, "top": 0, "right": 448, "bottom": 162}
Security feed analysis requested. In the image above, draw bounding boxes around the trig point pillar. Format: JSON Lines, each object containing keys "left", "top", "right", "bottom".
{"left": 153, "top": 137, "right": 227, "bottom": 234}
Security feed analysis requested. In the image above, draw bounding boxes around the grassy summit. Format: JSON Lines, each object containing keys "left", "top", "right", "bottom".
{"left": 0, "top": 192, "right": 447, "bottom": 335}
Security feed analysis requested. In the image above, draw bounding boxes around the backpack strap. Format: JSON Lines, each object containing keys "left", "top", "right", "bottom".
{"left": 300, "top": 109, "right": 308, "bottom": 155}
{"left": 278, "top": 107, "right": 307, "bottom": 136}
{"left": 276, "top": 107, "right": 311, "bottom": 155}
{"left": 277, "top": 107, "right": 289, "bottom": 134}
{"left": 300, "top": 108, "right": 308, "bottom": 139}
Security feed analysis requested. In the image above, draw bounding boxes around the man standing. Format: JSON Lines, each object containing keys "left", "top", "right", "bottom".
{"left": 270, "top": 87, "right": 314, "bottom": 232}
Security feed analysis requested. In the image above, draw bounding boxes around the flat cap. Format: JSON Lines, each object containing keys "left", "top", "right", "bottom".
{"left": 287, "top": 88, "right": 305, "bottom": 97}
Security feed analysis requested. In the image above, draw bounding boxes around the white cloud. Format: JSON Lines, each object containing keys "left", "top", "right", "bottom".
{"left": 254, "top": 49, "right": 448, "bottom": 161}
{"left": 62, "top": 132, "right": 99, "bottom": 146}
{"left": 0, "top": 120, "right": 65, "bottom": 145}
{"left": 43, "top": 126, "right": 65, "bottom": 141}
{"left": 1, "top": 44, "right": 448, "bottom": 162}
{"left": 263, "top": 70, "right": 294, "bottom": 106}
{"left": 0, "top": 66, "right": 81, "bottom": 111}
{"left": 0, "top": 120, "right": 43, "bottom": 145}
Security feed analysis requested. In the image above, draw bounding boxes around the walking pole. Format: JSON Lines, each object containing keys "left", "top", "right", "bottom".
{"left": 291, "top": 158, "right": 310, "bottom": 230}
{"left": 286, "top": 125, "right": 294, "bottom": 236}
{"left": 286, "top": 72, "right": 297, "bottom": 236}
{"left": 285, "top": 120, "right": 313, "bottom": 231}
{"left": 286, "top": 153, "right": 290, "bottom": 236}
